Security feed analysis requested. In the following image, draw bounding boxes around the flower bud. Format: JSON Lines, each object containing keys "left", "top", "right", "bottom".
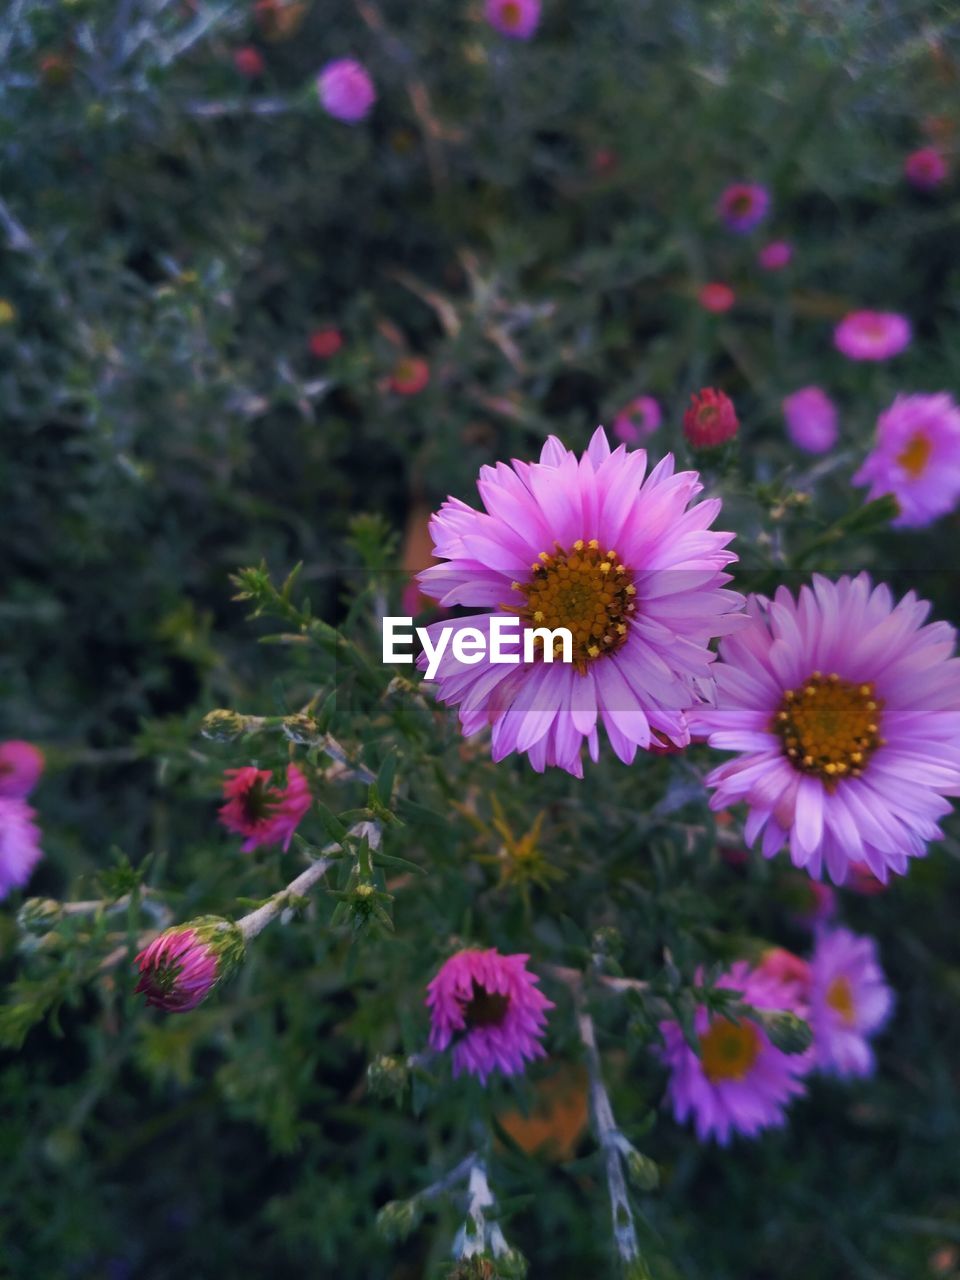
{"left": 134, "top": 917, "right": 244, "bottom": 1013}
{"left": 366, "top": 1053, "right": 409, "bottom": 1104}
{"left": 17, "top": 897, "right": 62, "bottom": 933}
{"left": 757, "top": 1009, "right": 813, "bottom": 1055}
{"left": 200, "top": 709, "right": 248, "bottom": 742}
{"left": 375, "top": 1196, "right": 424, "bottom": 1243}
{"left": 281, "top": 712, "right": 320, "bottom": 745}
{"left": 624, "top": 1148, "right": 660, "bottom": 1193}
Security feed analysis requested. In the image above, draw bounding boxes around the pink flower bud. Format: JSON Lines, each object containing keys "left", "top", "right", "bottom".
{"left": 683, "top": 388, "right": 739, "bottom": 450}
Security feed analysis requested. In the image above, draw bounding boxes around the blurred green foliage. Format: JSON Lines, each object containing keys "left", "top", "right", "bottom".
{"left": 2, "top": 0, "right": 960, "bottom": 1277}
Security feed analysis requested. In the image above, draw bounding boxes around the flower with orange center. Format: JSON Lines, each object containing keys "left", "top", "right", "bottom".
{"left": 485, "top": 0, "right": 541, "bottom": 39}
{"left": 854, "top": 392, "right": 960, "bottom": 528}
{"left": 772, "top": 673, "right": 884, "bottom": 787}
{"left": 810, "top": 928, "right": 893, "bottom": 1077}
{"left": 699, "top": 1017, "right": 762, "bottom": 1082}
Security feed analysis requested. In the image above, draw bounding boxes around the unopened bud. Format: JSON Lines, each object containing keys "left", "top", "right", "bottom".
{"left": 134, "top": 917, "right": 244, "bottom": 1013}
{"left": 367, "top": 1053, "right": 409, "bottom": 1104}
{"left": 625, "top": 1148, "right": 660, "bottom": 1193}
{"left": 17, "top": 898, "right": 62, "bottom": 933}
{"left": 758, "top": 1009, "right": 813, "bottom": 1055}
{"left": 281, "top": 712, "right": 319, "bottom": 745}
{"left": 200, "top": 709, "right": 247, "bottom": 742}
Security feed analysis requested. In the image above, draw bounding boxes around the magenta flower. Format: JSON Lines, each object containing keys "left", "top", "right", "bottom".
{"left": 904, "top": 147, "right": 948, "bottom": 190}
{"left": 426, "top": 948, "right": 553, "bottom": 1083}
{"left": 613, "top": 395, "right": 661, "bottom": 445}
{"left": 853, "top": 393, "right": 960, "bottom": 528}
{"left": 135, "top": 918, "right": 244, "bottom": 1013}
{"left": 657, "top": 962, "right": 811, "bottom": 1145}
{"left": 698, "top": 282, "right": 735, "bottom": 313}
{"left": 693, "top": 574, "right": 960, "bottom": 884}
{"left": 416, "top": 428, "right": 743, "bottom": 776}
{"left": 834, "top": 311, "right": 911, "bottom": 362}
{"left": 809, "top": 927, "right": 893, "bottom": 1078}
{"left": 218, "top": 764, "right": 311, "bottom": 852}
{"left": 782, "top": 386, "right": 838, "bottom": 455}
{"left": 485, "top": 0, "right": 541, "bottom": 39}
{"left": 758, "top": 240, "right": 792, "bottom": 271}
{"left": 0, "top": 740, "right": 45, "bottom": 799}
{"left": 0, "top": 798, "right": 43, "bottom": 899}
{"left": 683, "top": 387, "right": 739, "bottom": 450}
{"left": 317, "top": 58, "right": 376, "bottom": 123}
{"left": 716, "top": 183, "right": 770, "bottom": 234}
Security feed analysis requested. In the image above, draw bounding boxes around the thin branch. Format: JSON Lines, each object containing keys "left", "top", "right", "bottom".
{"left": 236, "top": 855, "right": 334, "bottom": 942}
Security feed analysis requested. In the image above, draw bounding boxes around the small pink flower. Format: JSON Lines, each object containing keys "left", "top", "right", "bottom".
{"left": 698, "top": 282, "right": 735, "bottom": 314}
{"left": 758, "top": 240, "right": 792, "bottom": 271}
{"left": 485, "top": 0, "right": 541, "bottom": 40}
{"left": 904, "top": 147, "right": 948, "bottom": 190}
{"left": 308, "top": 327, "right": 343, "bottom": 359}
{"left": 135, "top": 928, "right": 220, "bottom": 1012}
{"left": 787, "top": 875, "right": 837, "bottom": 929}
{"left": 613, "top": 395, "right": 661, "bottom": 445}
{"left": 683, "top": 387, "right": 739, "bottom": 450}
{"left": 0, "top": 740, "right": 45, "bottom": 799}
{"left": 783, "top": 386, "right": 838, "bottom": 454}
{"left": 426, "top": 948, "right": 553, "bottom": 1083}
{"left": 834, "top": 311, "right": 911, "bottom": 362}
{"left": 717, "top": 183, "right": 770, "bottom": 234}
{"left": 389, "top": 356, "right": 430, "bottom": 396}
{"left": 0, "top": 798, "right": 43, "bottom": 900}
{"left": 758, "top": 948, "right": 811, "bottom": 1004}
{"left": 218, "top": 764, "right": 311, "bottom": 852}
{"left": 233, "top": 46, "right": 265, "bottom": 78}
{"left": 809, "top": 927, "right": 893, "bottom": 1078}
{"left": 657, "top": 962, "right": 812, "bottom": 1145}
{"left": 317, "top": 59, "right": 376, "bottom": 124}
{"left": 845, "top": 861, "right": 888, "bottom": 896}
{"left": 853, "top": 393, "right": 960, "bottom": 528}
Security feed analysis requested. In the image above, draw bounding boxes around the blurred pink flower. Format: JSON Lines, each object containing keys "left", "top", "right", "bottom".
{"left": 683, "top": 387, "right": 739, "bottom": 450}
{"left": 308, "top": 327, "right": 343, "bottom": 359}
{"left": 834, "top": 311, "right": 911, "bottom": 362}
{"left": 758, "top": 948, "right": 811, "bottom": 1004}
{"left": 693, "top": 574, "right": 960, "bottom": 884}
{"left": 783, "top": 386, "right": 838, "bottom": 454}
{"left": 426, "top": 948, "right": 553, "bottom": 1083}
{"left": 233, "top": 46, "right": 265, "bottom": 78}
{"left": 485, "top": 0, "right": 541, "bottom": 39}
{"left": 317, "top": 59, "right": 376, "bottom": 123}
{"left": 135, "top": 928, "right": 220, "bottom": 1013}
{"left": 698, "top": 282, "right": 735, "bottom": 314}
{"left": 219, "top": 764, "right": 311, "bottom": 852}
{"left": 416, "top": 428, "right": 743, "bottom": 775}
{"left": 0, "top": 740, "right": 45, "bottom": 799}
{"left": 853, "top": 393, "right": 960, "bottom": 528}
{"left": 717, "top": 183, "right": 770, "bottom": 234}
{"left": 809, "top": 927, "right": 893, "bottom": 1078}
{"left": 904, "top": 147, "right": 948, "bottom": 190}
{"left": 613, "top": 395, "right": 661, "bottom": 445}
{"left": 389, "top": 356, "right": 430, "bottom": 396}
{"left": 657, "top": 961, "right": 811, "bottom": 1145}
{"left": 758, "top": 240, "right": 792, "bottom": 271}
{"left": 0, "top": 799, "right": 43, "bottom": 899}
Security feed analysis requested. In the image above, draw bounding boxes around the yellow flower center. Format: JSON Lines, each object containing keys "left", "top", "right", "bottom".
{"left": 896, "top": 432, "right": 933, "bottom": 479}
{"left": 826, "top": 976, "right": 856, "bottom": 1025}
{"left": 508, "top": 540, "right": 636, "bottom": 672}
{"left": 773, "top": 672, "right": 884, "bottom": 787}
{"left": 700, "top": 1017, "right": 762, "bottom": 1083}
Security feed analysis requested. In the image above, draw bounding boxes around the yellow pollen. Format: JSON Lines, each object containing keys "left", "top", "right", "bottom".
{"left": 826, "top": 976, "right": 856, "bottom": 1025}
{"left": 896, "top": 432, "right": 933, "bottom": 480}
{"left": 507, "top": 540, "right": 637, "bottom": 673}
{"left": 772, "top": 672, "right": 884, "bottom": 788}
{"left": 700, "top": 1017, "right": 762, "bottom": 1083}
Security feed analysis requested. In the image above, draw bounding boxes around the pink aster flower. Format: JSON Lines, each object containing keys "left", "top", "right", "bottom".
{"left": 233, "top": 46, "right": 265, "bottom": 78}
{"left": 809, "top": 927, "right": 893, "bottom": 1078}
{"left": 218, "top": 764, "right": 311, "bottom": 852}
{"left": 717, "top": 183, "right": 770, "bottom": 234}
{"left": 613, "top": 395, "right": 661, "bottom": 445}
{"left": 0, "top": 740, "right": 45, "bottom": 798}
{"left": 389, "top": 356, "right": 430, "bottom": 396}
{"left": 783, "top": 386, "right": 838, "bottom": 455}
{"left": 317, "top": 58, "right": 376, "bottom": 124}
{"left": 834, "top": 311, "right": 911, "bottom": 362}
{"left": 0, "top": 798, "right": 43, "bottom": 899}
{"left": 485, "top": 0, "right": 541, "bottom": 40}
{"left": 904, "top": 147, "right": 948, "bottom": 190}
{"left": 698, "top": 282, "right": 735, "bottom": 314}
{"left": 853, "top": 393, "right": 960, "bottom": 528}
{"left": 683, "top": 387, "right": 739, "bottom": 450}
{"left": 658, "top": 962, "right": 811, "bottom": 1144}
{"left": 426, "top": 948, "right": 553, "bottom": 1083}
{"left": 416, "top": 428, "right": 743, "bottom": 776}
{"left": 135, "top": 918, "right": 244, "bottom": 1013}
{"left": 758, "top": 240, "right": 792, "bottom": 271}
{"left": 308, "top": 327, "right": 343, "bottom": 359}
{"left": 758, "top": 948, "right": 811, "bottom": 1004}
{"left": 693, "top": 574, "right": 960, "bottom": 884}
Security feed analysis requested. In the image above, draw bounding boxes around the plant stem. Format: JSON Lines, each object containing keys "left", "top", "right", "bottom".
{"left": 237, "top": 857, "right": 333, "bottom": 942}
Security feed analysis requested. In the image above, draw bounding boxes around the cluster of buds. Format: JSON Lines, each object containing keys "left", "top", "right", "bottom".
{"left": 134, "top": 917, "right": 244, "bottom": 1013}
